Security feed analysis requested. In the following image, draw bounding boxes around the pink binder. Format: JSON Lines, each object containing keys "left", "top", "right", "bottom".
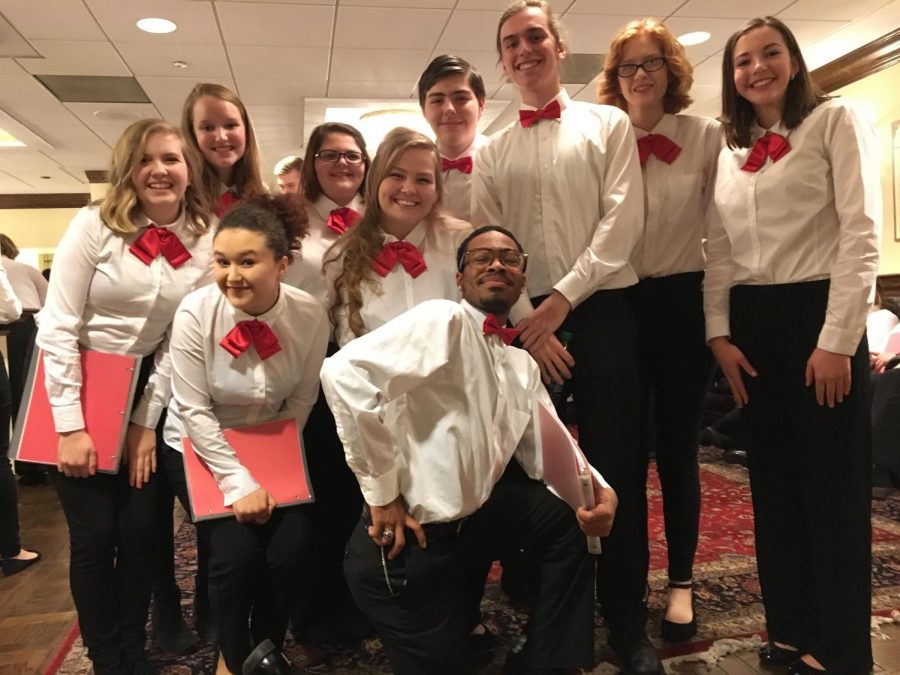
{"left": 11, "top": 348, "right": 142, "bottom": 474}
{"left": 182, "top": 416, "right": 314, "bottom": 521}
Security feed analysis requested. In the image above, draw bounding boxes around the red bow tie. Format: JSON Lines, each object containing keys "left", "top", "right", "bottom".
{"left": 441, "top": 156, "right": 473, "bottom": 174}
{"left": 129, "top": 225, "right": 192, "bottom": 268}
{"left": 483, "top": 314, "right": 520, "bottom": 346}
{"left": 637, "top": 134, "right": 682, "bottom": 167}
{"left": 215, "top": 191, "right": 238, "bottom": 218}
{"left": 741, "top": 132, "right": 791, "bottom": 173}
{"left": 219, "top": 320, "right": 281, "bottom": 360}
{"left": 371, "top": 241, "right": 427, "bottom": 279}
{"left": 326, "top": 207, "right": 362, "bottom": 235}
{"left": 519, "top": 100, "right": 562, "bottom": 128}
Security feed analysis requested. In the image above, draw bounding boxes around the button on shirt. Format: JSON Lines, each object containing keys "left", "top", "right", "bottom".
{"left": 2, "top": 256, "right": 47, "bottom": 311}
{"left": 322, "top": 299, "right": 556, "bottom": 524}
{"left": 164, "top": 283, "right": 329, "bottom": 506}
{"left": 472, "top": 90, "right": 644, "bottom": 307}
{"left": 36, "top": 207, "right": 214, "bottom": 433}
{"left": 324, "top": 214, "right": 471, "bottom": 347}
{"left": 705, "top": 99, "right": 882, "bottom": 355}
{"left": 631, "top": 114, "right": 722, "bottom": 279}
{"left": 440, "top": 135, "right": 486, "bottom": 223}
{"left": 283, "top": 194, "right": 365, "bottom": 306}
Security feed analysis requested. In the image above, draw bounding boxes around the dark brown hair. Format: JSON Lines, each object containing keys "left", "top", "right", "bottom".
{"left": 216, "top": 194, "right": 308, "bottom": 262}
{"left": 300, "top": 122, "right": 370, "bottom": 202}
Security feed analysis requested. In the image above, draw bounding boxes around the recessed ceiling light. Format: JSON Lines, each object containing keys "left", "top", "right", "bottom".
{"left": 678, "top": 31, "right": 710, "bottom": 46}
{"left": 0, "top": 127, "right": 25, "bottom": 148}
{"left": 172, "top": 61, "right": 188, "bottom": 69}
{"left": 136, "top": 18, "right": 177, "bottom": 34}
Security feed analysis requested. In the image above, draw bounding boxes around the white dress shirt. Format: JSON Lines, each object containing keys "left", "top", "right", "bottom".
{"left": 325, "top": 214, "right": 471, "bottom": 347}
{"left": 439, "top": 135, "right": 485, "bottom": 223}
{"left": 2, "top": 256, "right": 47, "bottom": 311}
{"left": 631, "top": 114, "right": 721, "bottom": 279}
{"left": 283, "top": 194, "right": 365, "bottom": 306}
{"left": 322, "top": 299, "right": 562, "bottom": 524}
{"left": 164, "top": 283, "right": 329, "bottom": 506}
{"left": 705, "top": 99, "right": 882, "bottom": 356}
{"left": 36, "top": 206, "right": 214, "bottom": 433}
{"left": 868, "top": 308, "right": 899, "bottom": 354}
{"left": 472, "top": 90, "right": 644, "bottom": 307}
{"left": 0, "top": 261, "right": 22, "bottom": 323}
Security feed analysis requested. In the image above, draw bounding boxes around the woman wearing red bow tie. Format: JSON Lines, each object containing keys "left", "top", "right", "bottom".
{"left": 284, "top": 123, "right": 370, "bottom": 304}
{"left": 163, "top": 195, "right": 328, "bottom": 674}
{"left": 597, "top": 18, "right": 722, "bottom": 645}
{"left": 182, "top": 83, "right": 267, "bottom": 219}
{"left": 323, "top": 127, "right": 470, "bottom": 349}
{"left": 36, "top": 118, "right": 214, "bottom": 674}
{"left": 706, "top": 17, "right": 879, "bottom": 674}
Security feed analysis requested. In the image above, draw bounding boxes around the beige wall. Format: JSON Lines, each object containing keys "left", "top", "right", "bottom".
{"left": 0, "top": 208, "right": 79, "bottom": 269}
{"left": 834, "top": 63, "right": 900, "bottom": 273}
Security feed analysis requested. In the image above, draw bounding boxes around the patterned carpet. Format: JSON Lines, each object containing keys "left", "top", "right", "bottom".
{"left": 52, "top": 449, "right": 900, "bottom": 674}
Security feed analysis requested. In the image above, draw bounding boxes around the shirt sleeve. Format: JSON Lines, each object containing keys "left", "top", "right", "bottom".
{"left": 554, "top": 110, "right": 645, "bottom": 308}
{"left": 0, "top": 264, "right": 22, "bottom": 323}
{"left": 130, "top": 327, "right": 173, "bottom": 429}
{"left": 703, "top": 194, "right": 734, "bottom": 341}
{"left": 170, "top": 305, "right": 259, "bottom": 506}
{"left": 320, "top": 303, "right": 458, "bottom": 508}
{"left": 282, "top": 303, "right": 330, "bottom": 429}
{"left": 818, "top": 103, "right": 881, "bottom": 355}
{"left": 470, "top": 140, "right": 505, "bottom": 228}
{"left": 35, "top": 208, "right": 101, "bottom": 432}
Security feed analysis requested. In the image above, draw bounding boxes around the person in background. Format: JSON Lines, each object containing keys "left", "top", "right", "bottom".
{"left": 417, "top": 54, "right": 486, "bottom": 222}
{"left": 471, "top": 1, "right": 650, "bottom": 671}
{"left": 182, "top": 82, "right": 267, "bottom": 218}
{"left": 706, "top": 16, "right": 880, "bottom": 674}
{"left": 36, "top": 118, "right": 214, "bottom": 674}
{"left": 322, "top": 225, "right": 617, "bottom": 675}
{"left": 0, "top": 262, "right": 40, "bottom": 576}
{"left": 597, "top": 18, "right": 720, "bottom": 643}
{"left": 274, "top": 156, "right": 303, "bottom": 196}
{"left": 0, "top": 233, "right": 49, "bottom": 485}
{"left": 163, "top": 195, "right": 328, "bottom": 675}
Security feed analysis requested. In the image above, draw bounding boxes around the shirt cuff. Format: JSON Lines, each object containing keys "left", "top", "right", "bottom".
{"left": 220, "top": 470, "right": 262, "bottom": 507}
{"left": 553, "top": 274, "right": 590, "bottom": 310}
{"left": 130, "top": 397, "right": 164, "bottom": 430}
{"left": 356, "top": 464, "right": 400, "bottom": 508}
{"left": 52, "top": 403, "right": 85, "bottom": 434}
{"left": 818, "top": 323, "right": 863, "bottom": 357}
{"left": 705, "top": 315, "right": 731, "bottom": 343}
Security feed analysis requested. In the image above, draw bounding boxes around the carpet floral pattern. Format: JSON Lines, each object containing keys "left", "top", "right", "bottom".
{"left": 54, "top": 449, "right": 900, "bottom": 674}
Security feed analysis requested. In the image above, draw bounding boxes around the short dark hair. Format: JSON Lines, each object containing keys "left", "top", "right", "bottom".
{"left": 417, "top": 54, "right": 487, "bottom": 108}
{"left": 300, "top": 123, "right": 370, "bottom": 201}
{"left": 0, "top": 234, "right": 19, "bottom": 259}
{"left": 720, "top": 16, "right": 828, "bottom": 149}
{"left": 216, "top": 194, "right": 308, "bottom": 262}
{"left": 456, "top": 225, "right": 525, "bottom": 272}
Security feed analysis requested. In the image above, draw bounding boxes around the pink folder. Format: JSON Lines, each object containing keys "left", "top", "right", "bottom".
{"left": 12, "top": 348, "right": 142, "bottom": 474}
{"left": 182, "top": 416, "right": 314, "bottom": 521}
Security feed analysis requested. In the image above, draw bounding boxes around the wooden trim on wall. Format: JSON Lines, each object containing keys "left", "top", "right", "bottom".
{"left": 812, "top": 28, "right": 900, "bottom": 93}
{"left": 0, "top": 193, "right": 90, "bottom": 209}
{"left": 84, "top": 170, "right": 108, "bottom": 184}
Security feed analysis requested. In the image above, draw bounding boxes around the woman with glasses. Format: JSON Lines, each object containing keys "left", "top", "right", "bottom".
{"left": 323, "top": 127, "right": 470, "bottom": 349}
{"left": 597, "top": 18, "right": 721, "bottom": 643}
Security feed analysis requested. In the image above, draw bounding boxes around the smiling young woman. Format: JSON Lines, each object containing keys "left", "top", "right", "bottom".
{"left": 706, "top": 16, "right": 880, "bottom": 675}
{"left": 35, "top": 118, "right": 213, "bottom": 674}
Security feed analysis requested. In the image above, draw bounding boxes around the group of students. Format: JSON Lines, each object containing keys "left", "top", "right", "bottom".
{"left": 15, "top": 1, "right": 880, "bottom": 674}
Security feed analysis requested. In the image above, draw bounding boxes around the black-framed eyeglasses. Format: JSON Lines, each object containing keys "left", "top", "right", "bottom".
{"left": 314, "top": 150, "right": 365, "bottom": 164}
{"left": 462, "top": 248, "right": 527, "bottom": 270}
{"left": 615, "top": 57, "right": 667, "bottom": 78}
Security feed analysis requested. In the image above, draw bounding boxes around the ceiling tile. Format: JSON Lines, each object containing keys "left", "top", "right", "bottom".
{"left": 331, "top": 48, "right": 431, "bottom": 81}
{"left": 437, "top": 11, "right": 503, "bottom": 51}
{"left": 564, "top": 0, "right": 684, "bottom": 15}
{"left": 563, "top": 13, "right": 635, "bottom": 53}
{"left": 17, "top": 41, "right": 130, "bottom": 76}
{"left": 216, "top": 3, "right": 335, "bottom": 47}
{"left": 228, "top": 46, "right": 329, "bottom": 80}
{"left": 216, "top": 0, "right": 335, "bottom": 4}
{"left": 433, "top": 50, "right": 503, "bottom": 84}
{"left": 661, "top": 17, "right": 749, "bottom": 58}
{"left": 779, "top": 0, "right": 892, "bottom": 21}
{"left": 137, "top": 76, "right": 238, "bottom": 104}
{"left": 116, "top": 42, "right": 230, "bottom": 79}
{"left": 0, "top": 0, "right": 106, "bottom": 40}
{"left": 690, "top": 54, "right": 723, "bottom": 89}
{"left": 341, "top": 0, "right": 453, "bottom": 7}
{"left": 786, "top": 19, "right": 850, "bottom": 50}
{"left": 84, "top": 0, "right": 221, "bottom": 44}
{"left": 490, "top": 83, "right": 518, "bottom": 101}
{"left": 455, "top": 0, "right": 516, "bottom": 8}
{"left": 64, "top": 101, "right": 162, "bottom": 146}
{"left": 673, "top": 0, "right": 792, "bottom": 18}
{"left": 237, "top": 79, "right": 327, "bottom": 104}
{"left": 335, "top": 7, "right": 450, "bottom": 49}
{"left": 328, "top": 81, "right": 415, "bottom": 99}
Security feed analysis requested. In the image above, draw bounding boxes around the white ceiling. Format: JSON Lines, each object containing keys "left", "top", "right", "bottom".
{"left": 0, "top": 0, "right": 897, "bottom": 194}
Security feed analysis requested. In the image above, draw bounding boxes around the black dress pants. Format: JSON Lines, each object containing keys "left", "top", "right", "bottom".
{"left": 627, "top": 272, "right": 712, "bottom": 581}
{"left": 196, "top": 505, "right": 312, "bottom": 673}
{"left": 540, "top": 289, "right": 645, "bottom": 640}
{"left": 870, "top": 367, "right": 900, "bottom": 476}
{"left": 0, "top": 356, "right": 21, "bottom": 558}
{"left": 731, "top": 281, "right": 872, "bottom": 673}
{"left": 344, "top": 468, "right": 594, "bottom": 675}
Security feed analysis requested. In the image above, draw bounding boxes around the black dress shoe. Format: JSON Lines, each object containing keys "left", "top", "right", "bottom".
{"left": 610, "top": 637, "right": 662, "bottom": 675}
{"left": 1, "top": 550, "right": 41, "bottom": 576}
{"left": 759, "top": 642, "right": 800, "bottom": 668}
{"left": 151, "top": 598, "right": 199, "bottom": 654}
{"left": 788, "top": 658, "right": 826, "bottom": 674}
